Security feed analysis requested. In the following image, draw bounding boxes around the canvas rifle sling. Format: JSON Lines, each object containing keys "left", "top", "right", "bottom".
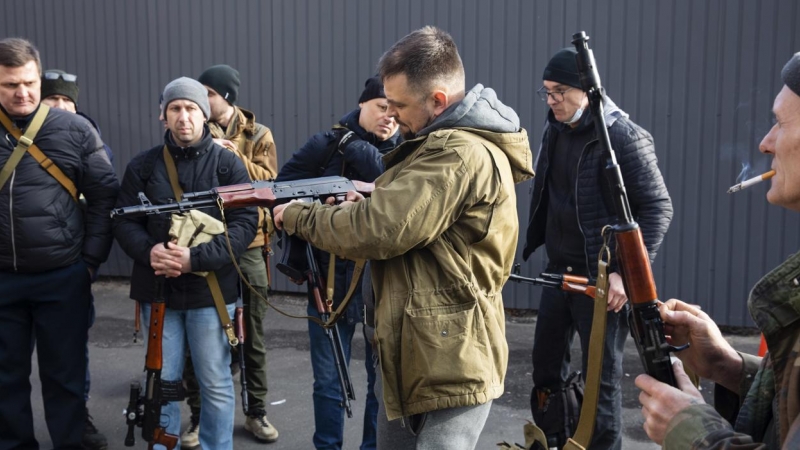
{"left": 564, "top": 227, "right": 612, "bottom": 450}
{"left": 0, "top": 105, "right": 78, "bottom": 202}
{"left": 163, "top": 146, "right": 238, "bottom": 347}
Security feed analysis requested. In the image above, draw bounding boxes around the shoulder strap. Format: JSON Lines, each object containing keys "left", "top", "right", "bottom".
{"left": 0, "top": 105, "right": 78, "bottom": 202}
{"left": 162, "top": 147, "right": 238, "bottom": 347}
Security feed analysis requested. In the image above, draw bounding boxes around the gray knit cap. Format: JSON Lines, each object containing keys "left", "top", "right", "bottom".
{"left": 161, "top": 77, "right": 210, "bottom": 119}
{"left": 782, "top": 52, "right": 800, "bottom": 97}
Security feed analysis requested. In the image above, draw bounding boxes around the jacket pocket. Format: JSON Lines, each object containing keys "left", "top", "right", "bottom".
{"left": 401, "top": 299, "right": 491, "bottom": 398}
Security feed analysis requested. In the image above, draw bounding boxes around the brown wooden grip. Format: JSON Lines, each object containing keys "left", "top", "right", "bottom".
{"left": 145, "top": 302, "right": 166, "bottom": 369}
{"left": 151, "top": 427, "right": 179, "bottom": 450}
{"left": 615, "top": 227, "right": 658, "bottom": 304}
{"left": 219, "top": 186, "right": 277, "bottom": 209}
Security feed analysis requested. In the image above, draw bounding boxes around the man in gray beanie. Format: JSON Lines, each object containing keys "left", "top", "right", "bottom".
{"left": 523, "top": 46, "right": 673, "bottom": 450}
{"left": 635, "top": 52, "right": 800, "bottom": 448}
{"left": 179, "top": 64, "right": 280, "bottom": 446}
{"left": 113, "top": 76, "right": 257, "bottom": 450}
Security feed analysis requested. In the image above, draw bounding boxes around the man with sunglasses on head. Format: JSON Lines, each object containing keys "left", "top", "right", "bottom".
{"left": 39, "top": 68, "right": 115, "bottom": 450}
{"left": 0, "top": 38, "right": 119, "bottom": 450}
{"left": 521, "top": 47, "right": 673, "bottom": 450}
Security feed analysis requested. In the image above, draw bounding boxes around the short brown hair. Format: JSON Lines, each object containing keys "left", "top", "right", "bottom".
{"left": 0, "top": 38, "right": 41, "bottom": 73}
{"left": 378, "top": 26, "right": 465, "bottom": 97}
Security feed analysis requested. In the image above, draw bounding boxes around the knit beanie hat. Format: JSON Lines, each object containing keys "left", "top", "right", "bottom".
{"left": 543, "top": 47, "right": 581, "bottom": 89}
{"left": 198, "top": 64, "right": 240, "bottom": 105}
{"left": 41, "top": 69, "right": 79, "bottom": 105}
{"left": 782, "top": 52, "right": 800, "bottom": 97}
{"left": 161, "top": 77, "right": 210, "bottom": 119}
{"left": 358, "top": 75, "right": 386, "bottom": 103}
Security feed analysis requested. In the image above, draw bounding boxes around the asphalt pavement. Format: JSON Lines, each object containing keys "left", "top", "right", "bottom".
{"left": 26, "top": 279, "right": 760, "bottom": 450}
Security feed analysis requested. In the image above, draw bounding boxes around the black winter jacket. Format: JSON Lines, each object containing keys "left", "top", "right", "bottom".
{"left": 276, "top": 108, "right": 399, "bottom": 322}
{"left": 522, "top": 99, "right": 673, "bottom": 277}
{"left": 0, "top": 106, "right": 119, "bottom": 273}
{"left": 113, "top": 128, "right": 257, "bottom": 309}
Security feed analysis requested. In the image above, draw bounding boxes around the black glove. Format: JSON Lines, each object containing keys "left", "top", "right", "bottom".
{"left": 336, "top": 130, "right": 361, "bottom": 154}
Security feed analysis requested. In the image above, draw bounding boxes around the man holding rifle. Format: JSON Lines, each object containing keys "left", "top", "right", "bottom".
{"left": 113, "top": 77, "right": 257, "bottom": 449}
{"left": 636, "top": 53, "right": 800, "bottom": 449}
{"left": 521, "top": 46, "right": 673, "bottom": 449}
{"left": 275, "top": 26, "right": 533, "bottom": 449}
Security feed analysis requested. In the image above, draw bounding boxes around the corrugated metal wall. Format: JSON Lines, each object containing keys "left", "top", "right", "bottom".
{"left": 3, "top": 0, "right": 800, "bottom": 326}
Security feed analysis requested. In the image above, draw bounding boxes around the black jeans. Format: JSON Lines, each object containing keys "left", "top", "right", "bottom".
{"left": 0, "top": 261, "right": 91, "bottom": 450}
{"left": 531, "top": 287, "right": 629, "bottom": 450}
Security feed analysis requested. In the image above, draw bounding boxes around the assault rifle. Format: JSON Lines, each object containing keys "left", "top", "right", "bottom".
{"left": 508, "top": 264, "right": 597, "bottom": 299}
{"left": 110, "top": 176, "right": 374, "bottom": 218}
{"left": 572, "top": 32, "right": 686, "bottom": 387}
{"left": 124, "top": 270, "right": 186, "bottom": 449}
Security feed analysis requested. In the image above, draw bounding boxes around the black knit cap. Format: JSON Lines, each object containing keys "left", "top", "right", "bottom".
{"left": 358, "top": 75, "right": 385, "bottom": 104}
{"left": 782, "top": 52, "right": 800, "bottom": 98}
{"left": 198, "top": 64, "right": 240, "bottom": 105}
{"left": 543, "top": 47, "right": 581, "bottom": 89}
{"left": 41, "top": 69, "right": 79, "bottom": 105}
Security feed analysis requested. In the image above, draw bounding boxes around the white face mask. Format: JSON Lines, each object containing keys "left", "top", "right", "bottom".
{"left": 563, "top": 106, "right": 584, "bottom": 125}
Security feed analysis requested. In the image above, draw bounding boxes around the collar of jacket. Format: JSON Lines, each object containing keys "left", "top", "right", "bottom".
{"left": 227, "top": 106, "right": 259, "bottom": 138}
{"left": 163, "top": 125, "right": 214, "bottom": 160}
{"left": 749, "top": 250, "right": 800, "bottom": 338}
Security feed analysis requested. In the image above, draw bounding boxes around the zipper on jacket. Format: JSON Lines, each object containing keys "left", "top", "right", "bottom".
{"left": 575, "top": 139, "right": 598, "bottom": 276}
{"left": 9, "top": 170, "right": 17, "bottom": 272}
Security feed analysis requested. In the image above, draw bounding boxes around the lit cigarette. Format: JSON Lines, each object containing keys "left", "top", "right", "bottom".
{"left": 727, "top": 170, "right": 776, "bottom": 194}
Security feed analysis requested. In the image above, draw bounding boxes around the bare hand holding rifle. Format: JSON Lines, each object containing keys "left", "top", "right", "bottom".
{"left": 111, "top": 176, "right": 374, "bottom": 219}
{"left": 572, "top": 32, "right": 686, "bottom": 387}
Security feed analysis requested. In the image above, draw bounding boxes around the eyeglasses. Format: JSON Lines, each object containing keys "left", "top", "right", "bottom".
{"left": 43, "top": 71, "right": 77, "bottom": 82}
{"left": 537, "top": 86, "right": 574, "bottom": 103}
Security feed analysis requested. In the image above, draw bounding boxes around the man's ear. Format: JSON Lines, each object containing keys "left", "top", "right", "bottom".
{"left": 431, "top": 90, "right": 448, "bottom": 115}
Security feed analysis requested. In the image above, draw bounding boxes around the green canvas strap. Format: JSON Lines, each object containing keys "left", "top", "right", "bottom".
{"left": 564, "top": 227, "right": 613, "bottom": 450}
{"left": 163, "top": 147, "right": 237, "bottom": 346}
{"left": 0, "top": 105, "right": 76, "bottom": 201}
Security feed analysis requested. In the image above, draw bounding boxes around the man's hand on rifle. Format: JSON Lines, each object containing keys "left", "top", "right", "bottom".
{"left": 607, "top": 272, "right": 628, "bottom": 312}
{"left": 273, "top": 191, "right": 365, "bottom": 231}
{"left": 658, "top": 299, "right": 742, "bottom": 391}
{"left": 150, "top": 242, "right": 191, "bottom": 277}
{"left": 635, "top": 358, "right": 705, "bottom": 445}
{"left": 272, "top": 200, "right": 300, "bottom": 231}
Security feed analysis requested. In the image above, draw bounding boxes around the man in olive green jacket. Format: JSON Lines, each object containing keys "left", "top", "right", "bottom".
{"left": 274, "top": 26, "right": 534, "bottom": 450}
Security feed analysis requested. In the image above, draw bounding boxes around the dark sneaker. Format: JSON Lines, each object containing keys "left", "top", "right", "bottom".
{"left": 82, "top": 408, "right": 108, "bottom": 450}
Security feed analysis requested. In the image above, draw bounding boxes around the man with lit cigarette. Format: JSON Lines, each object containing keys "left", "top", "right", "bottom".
{"left": 635, "top": 53, "right": 800, "bottom": 448}
{"left": 521, "top": 47, "right": 673, "bottom": 449}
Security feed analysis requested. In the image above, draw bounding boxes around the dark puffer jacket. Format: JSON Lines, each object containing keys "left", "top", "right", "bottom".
{"left": 113, "top": 128, "right": 257, "bottom": 309}
{"left": 276, "top": 108, "right": 399, "bottom": 321}
{"left": 0, "top": 106, "right": 119, "bottom": 273}
{"left": 522, "top": 99, "right": 673, "bottom": 277}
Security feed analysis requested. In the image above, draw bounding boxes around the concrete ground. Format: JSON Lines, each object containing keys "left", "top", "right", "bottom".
{"left": 26, "top": 278, "right": 760, "bottom": 450}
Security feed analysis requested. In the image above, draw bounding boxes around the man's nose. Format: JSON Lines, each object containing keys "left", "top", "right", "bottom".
{"left": 759, "top": 124, "right": 777, "bottom": 154}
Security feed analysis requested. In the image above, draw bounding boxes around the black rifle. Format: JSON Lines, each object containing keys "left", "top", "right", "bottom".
{"left": 572, "top": 31, "right": 686, "bottom": 387}
{"left": 111, "top": 176, "right": 374, "bottom": 218}
{"left": 124, "top": 267, "right": 186, "bottom": 449}
{"left": 305, "top": 238, "right": 356, "bottom": 417}
{"left": 508, "top": 264, "right": 597, "bottom": 299}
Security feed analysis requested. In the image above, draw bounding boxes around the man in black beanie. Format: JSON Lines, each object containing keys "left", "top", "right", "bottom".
{"left": 522, "top": 47, "right": 673, "bottom": 450}
{"left": 274, "top": 74, "right": 399, "bottom": 450}
{"left": 179, "top": 64, "right": 280, "bottom": 446}
{"left": 636, "top": 51, "right": 800, "bottom": 449}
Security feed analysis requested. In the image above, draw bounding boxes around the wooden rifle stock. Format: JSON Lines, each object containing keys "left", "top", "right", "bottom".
{"left": 508, "top": 266, "right": 597, "bottom": 299}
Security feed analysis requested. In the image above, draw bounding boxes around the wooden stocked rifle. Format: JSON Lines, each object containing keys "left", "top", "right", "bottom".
{"left": 572, "top": 32, "right": 686, "bottom": 387}
{"left": 111, "top": 176, "right": 374, "bottom": 218}
{"left": 124, "top": 268, "right": 186, "bottom": 449}
{"left": 508, "top": 264, "right": 597, "bottom": 299}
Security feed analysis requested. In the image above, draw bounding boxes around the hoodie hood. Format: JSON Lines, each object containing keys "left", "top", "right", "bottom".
{"left": 420, "top": 84, "right": 521, "bottom": 136}
{"left": 397, "top": 84, "right": 532, "bottom": 184}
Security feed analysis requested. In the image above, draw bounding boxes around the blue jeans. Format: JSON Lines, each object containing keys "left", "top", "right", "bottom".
{"left": 141, "top": 303, "right": 235, "bottom": 450}
{"left": 307, "top": 302, "right": 378, "bottom": 450}
{"left": 531, "top": 287, "right": 629, "bottom": 450}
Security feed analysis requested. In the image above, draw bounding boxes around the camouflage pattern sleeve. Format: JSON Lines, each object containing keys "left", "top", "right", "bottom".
{"left": 663, "top": 404, "right": 765, "bottom": 449}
